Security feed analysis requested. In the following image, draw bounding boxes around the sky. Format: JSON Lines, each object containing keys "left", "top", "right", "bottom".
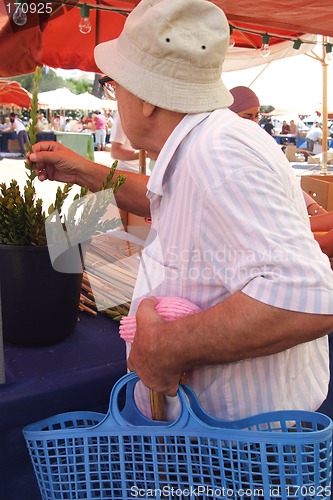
{"left": 54, "top": 68, "right": 95, "bottom": 82}
{"left": 222, "top": 53, "right": 333, "bottom": 114}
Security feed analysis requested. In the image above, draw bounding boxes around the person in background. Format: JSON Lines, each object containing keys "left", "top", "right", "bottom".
{"left": 105, "top": 112, "right": 114, "bottom": 136}
{"left": 28, "top": 0, "right": 333, "bottom": 424}
{"left": 110, "top": 111, "right": 141, "bottom": 172}
{"left": 228, "top": 86, "right": 325, "bottom": 219}
{"left": 289, "top": 119, "right": 298, "bottom": 136}
{"left": 22, "top": 115, "right": 29, "bottom": 127}
{"left": 64, "top": 118, "right": 71, "bottom": 132}
{"left": 302, "top": 191, "right": 333, "bottom": 259}
{"left": 288, "top": 119, "right": 298, "bottom": 144}
{"left": 306, "top": 122, "right": 322, "bottom": 152}
{"left": 9, "top": 112, "right": 29, "bottom": 156}
{"left": 52, "top": 114, "right": 61, "bottom": 131}
{"left": 263, "top": 117, "right": 274, "bottom": 135}
{"left": 81, "top": 114, "right": 94, "bottom": 132}
{"left": 229, "top": 86, "right": 333, "bottom": 262}
{"left": 109, "top": 111, "right": 144, "bottom": 228}
{"left": 281, "top": 120, "right": 290, "bottom": 134}
{"left": 80, "top": 115, "right": 88, "bottom": 131}
{"left": 93, "top": 111, "right": 107, "bottom": 152}
{"left": 303, "top": 191, "right": 326, "bottom": 217}
{"left": 229, "top": 86, "right": 260, "bottom": 122}
{"left": 37, "top": 112, "right": 49, "bottom": 132}
{"left": 2, "top": 116, "right": 12, "bottom": 132}
{"left": 310, "top": 210, "right": 333, "bottom": 259}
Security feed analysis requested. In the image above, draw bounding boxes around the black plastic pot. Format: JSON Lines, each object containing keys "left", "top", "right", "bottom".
{"left": 0, "top": 244, "right": 83, "bottom": 346}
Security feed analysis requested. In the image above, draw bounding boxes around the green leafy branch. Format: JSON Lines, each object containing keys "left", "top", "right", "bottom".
{"left": 0, "top": 66, "right": 126, "bottom": 246}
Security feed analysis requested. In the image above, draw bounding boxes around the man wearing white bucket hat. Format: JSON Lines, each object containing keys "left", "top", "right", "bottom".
{"left": 29, "top": 0, "right": 333, "bottom": 422}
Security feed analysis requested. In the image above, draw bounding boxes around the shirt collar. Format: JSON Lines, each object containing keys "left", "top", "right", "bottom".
{"left": 147, "top": 112, "right": 211, "bottom": 196}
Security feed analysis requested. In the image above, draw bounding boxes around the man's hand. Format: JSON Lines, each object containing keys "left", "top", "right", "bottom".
{"left": 28, "top": 140, "right": 152, "bottom": 216}
{"left": 28, "top": 141, "right": 112, "bottom": 192}
{"left": 127, "top": 297, "right": 183, "bottom": 396}
{"left": 28, "top": 141, "right": 85, "bottom": 184}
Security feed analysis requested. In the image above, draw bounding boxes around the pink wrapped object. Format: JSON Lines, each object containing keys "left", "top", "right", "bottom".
{"left": 119, "top": 297, "right": 201, "bottom": 343}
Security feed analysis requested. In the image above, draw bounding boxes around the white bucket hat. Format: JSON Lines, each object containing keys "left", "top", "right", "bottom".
{"left": 94, "top": 0, "right": 233, "bottom": 113}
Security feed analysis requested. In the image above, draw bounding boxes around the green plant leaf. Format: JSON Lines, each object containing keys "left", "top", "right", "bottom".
{"left": 0, "top": 68, "right": 126, "bottom": 247}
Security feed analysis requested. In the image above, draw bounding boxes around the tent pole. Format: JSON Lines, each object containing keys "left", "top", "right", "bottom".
{"left": 248, "top": 63, "right": 270, "bottom": 87}
{"left": 321, "top": 38, "right": 328, "bottom": 174}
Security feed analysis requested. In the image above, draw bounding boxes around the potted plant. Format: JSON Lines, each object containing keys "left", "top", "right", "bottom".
{"left": 0, "top": 67, "right": 125, "bottom": 346}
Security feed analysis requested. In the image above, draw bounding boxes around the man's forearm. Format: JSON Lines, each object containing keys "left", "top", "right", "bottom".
{"left": 129, "top": 292, "right": 333, "bottom": 395}
{"left": 77, "top": 161, "right": 151, "bottom": 217}
{"left": 114, "top": 171, "right": 151, "bottom": 217}
{"left": 170, "top": 292, "right": 333, "bottom": 369}
{"left": 111, "top": 142, "right": 140, "bottom": 162}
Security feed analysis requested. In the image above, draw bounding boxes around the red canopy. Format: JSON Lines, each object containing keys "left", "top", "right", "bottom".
{"left": 212, "top": 0, "right": 333, "bottom": 37}
{"left": 0, "top": 80, "right": 32, "bottom": 107}
{"left": 0, "top": 0, "right": 136, "bottom": 76}
{"left": 1, "top": 0, "right": 333, "bottom": 76}
{"left": 39, "top": 6, "right": 129, "bottom": 73}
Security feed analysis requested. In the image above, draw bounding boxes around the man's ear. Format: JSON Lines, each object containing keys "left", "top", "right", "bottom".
{"left": 142, "top": 101, "right": 156, "bottom": 117}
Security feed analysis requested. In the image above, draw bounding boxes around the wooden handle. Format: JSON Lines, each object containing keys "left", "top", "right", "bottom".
{"left": 149, "top": 373, "right": 187, "bottom": 421}
{"left": 149, "top": 389, "right": 165, "bottom": 421}
{"left": 139, "top": 149, "right": 146, "bottom": 175}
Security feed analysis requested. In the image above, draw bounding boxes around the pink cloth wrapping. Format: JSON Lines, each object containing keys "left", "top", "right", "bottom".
{"left": 119, "top": 297, "right": 201, "bottom": 342}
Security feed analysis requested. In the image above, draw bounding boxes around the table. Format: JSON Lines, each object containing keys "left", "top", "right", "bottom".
{"left": 0, "top": 131, "right": 56, "bottom": 153}
{"left": 273, "top": 134, "right": 297, "bottom": 145}
{"left": 274, "top": 136, "right": 333, "bottom": 150}
{"left": 0, "top": 131, "right": 95, "bottom": 161}
{"left": 0, "top": 311, "right": 126, "bottom": 500}
{"left": 0, "top": 131, "right": 16, "bottom": 152}
{"left": 55, "top": 131, "right": 95, "bottom": 161}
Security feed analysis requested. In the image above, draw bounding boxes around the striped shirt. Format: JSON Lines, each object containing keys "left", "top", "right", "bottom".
{"left": 130, "top": 109, "right": 333, "bottom": 421}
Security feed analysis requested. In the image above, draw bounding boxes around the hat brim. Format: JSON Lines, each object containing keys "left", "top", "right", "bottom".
{"left": 94, "top": 40, "right": 233, "bottom": 113}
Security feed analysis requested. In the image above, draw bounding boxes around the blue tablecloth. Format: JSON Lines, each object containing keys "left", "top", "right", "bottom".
{"left": 273, "top": 134, "right": 297, "bottom": 145}
{"left": 0, "top": 131, "right": 56, "bottom": 152}
{"left": 0, "top": 312, "right": 126, "bottom": 500}
{"left": 273, "top": 136, "right": 333, "bottom": 150}
{"left": 1, "top": 309, "right": 332, "bottom": 500}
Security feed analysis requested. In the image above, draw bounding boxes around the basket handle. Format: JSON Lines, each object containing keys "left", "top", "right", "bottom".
{"left": 101, "top": 372, "right": 207, "bottom": 431}
{"left": 181, "top": 384, "right": 333, "bottom": 435}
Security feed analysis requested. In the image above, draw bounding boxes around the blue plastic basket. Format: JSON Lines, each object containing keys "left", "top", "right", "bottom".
{"left": 23, "top": 372, "right": 333, "bottom": 500}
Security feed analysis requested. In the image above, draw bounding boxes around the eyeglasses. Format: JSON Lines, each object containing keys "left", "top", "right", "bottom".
{"left": 98, "top": 75, "right": 116, "bottom": 100}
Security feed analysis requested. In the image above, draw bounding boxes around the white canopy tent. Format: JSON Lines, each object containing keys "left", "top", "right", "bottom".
{"left": 71, "top": 92, "right": 117, "bottom": 112}
{"left": 38, "top": 88, "right": 117, "bottom": 112}
{"left": 224, "top": 34, "right": 317, "bottom": 72}
{"left": 38, "top": 88, "right": 78, "bottom": 110}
